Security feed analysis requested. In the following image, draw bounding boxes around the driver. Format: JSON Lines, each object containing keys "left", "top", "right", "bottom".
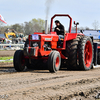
{"left": 54, "top": 20, "right": 65, "bottom": 44}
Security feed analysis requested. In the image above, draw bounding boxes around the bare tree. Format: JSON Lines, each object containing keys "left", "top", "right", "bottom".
{"left": 92, "top": 20, "right": 99, "bottom": 30}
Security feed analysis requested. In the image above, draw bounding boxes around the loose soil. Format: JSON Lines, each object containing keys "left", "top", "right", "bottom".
{"left": 0, "top": 66, "right": 100, "bottom": 100}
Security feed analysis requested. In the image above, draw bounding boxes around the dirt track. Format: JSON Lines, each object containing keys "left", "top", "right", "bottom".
{"left": 0, "top": 66, "right": 100, "bottom": 100}
{"left": 0, "top": 50, "right": 15, "bottom": 57}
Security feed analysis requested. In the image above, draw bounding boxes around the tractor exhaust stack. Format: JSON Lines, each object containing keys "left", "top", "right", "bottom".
{"left": 45, "top": 20, "right": 48, "bottom": 34}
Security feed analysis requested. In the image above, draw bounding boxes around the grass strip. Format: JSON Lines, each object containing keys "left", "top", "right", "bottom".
{"left": 0, "top": 56, "right": 13, "bottom": 62}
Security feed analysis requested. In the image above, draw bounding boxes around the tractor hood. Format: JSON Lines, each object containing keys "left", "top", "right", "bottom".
{"left": 29, "top": 32, "right": 58, "bottom": 42}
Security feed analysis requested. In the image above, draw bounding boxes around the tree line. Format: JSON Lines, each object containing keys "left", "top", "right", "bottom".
{"left": 0, "top": 18, "right": 45, "bottom": 35}
{"left": 0, "top": 19, "right": 99, "bottom": 35}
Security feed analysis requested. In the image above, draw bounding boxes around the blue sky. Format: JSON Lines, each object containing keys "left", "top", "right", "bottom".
{"left": 0, "top": 0, "right": 100, "bottom": 29}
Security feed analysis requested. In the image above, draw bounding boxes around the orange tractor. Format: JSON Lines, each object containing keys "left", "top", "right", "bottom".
{"left": 13, "top": 14, "right": 99, "bottom": 73}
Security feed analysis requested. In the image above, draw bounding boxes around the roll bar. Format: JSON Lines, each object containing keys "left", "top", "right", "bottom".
{"left": 50, "top": 14, "right": 72, "bottom": 33}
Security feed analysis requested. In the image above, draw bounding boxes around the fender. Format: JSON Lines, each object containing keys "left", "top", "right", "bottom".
{"left": 63, "top": 33, "right": 77, "bottom": 48}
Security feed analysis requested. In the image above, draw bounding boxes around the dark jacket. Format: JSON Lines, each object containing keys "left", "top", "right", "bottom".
{"left": 54, "top": 24, "right": 65, "bottom": 35}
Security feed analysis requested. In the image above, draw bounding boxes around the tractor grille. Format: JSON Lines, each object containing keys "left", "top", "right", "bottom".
{"left": 30, "top": 41, "right": 41, "bottom": 48}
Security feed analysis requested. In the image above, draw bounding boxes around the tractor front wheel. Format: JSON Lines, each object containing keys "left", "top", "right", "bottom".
{"left": 13, "top": 50, "right": 26, "bottom": 71}
{"left": 48, "top": 51, "right": 61, "bottom": 73}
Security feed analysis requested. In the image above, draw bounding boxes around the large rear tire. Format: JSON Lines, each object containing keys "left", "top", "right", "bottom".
{"left": 78, "top": 36, "right": 93, "bottom": 70}
{"left": 65, "top": 36, "right": 81, "bottom": 70}
{"left": 48, "top": 51, "right": 61, "bottom": 73}
{"left": 97, "top": 49, "right": 100, "bottom": 64}
{"left": 13, "top": 50, "right": 26, "bottom": 71}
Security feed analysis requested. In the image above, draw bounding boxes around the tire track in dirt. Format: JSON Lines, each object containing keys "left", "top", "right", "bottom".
{"left": 0, "top": 67, "right": 100, "bottom": 99}
{"left": 0, "top": 76, "right": 100, "bottom": 100}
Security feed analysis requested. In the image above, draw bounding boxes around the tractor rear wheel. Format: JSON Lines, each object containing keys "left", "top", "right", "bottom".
{"left": 65, "top": 36, "right": 81, "bottom": 70}
{"left": 97, "top": 49, "right": 100, "bottom": 64}
{"left": 48, "top": 51, "right": 61, "bottom": 73}
{"left": 13, "top": 50, "right": 26, "bottom": 71}
{"left": 78, "top": 36, "right": 93, "bottom": 70}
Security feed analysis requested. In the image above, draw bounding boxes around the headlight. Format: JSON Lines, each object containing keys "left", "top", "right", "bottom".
{"left": 32, "top": 34, "right": 40, "bottom": 40}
